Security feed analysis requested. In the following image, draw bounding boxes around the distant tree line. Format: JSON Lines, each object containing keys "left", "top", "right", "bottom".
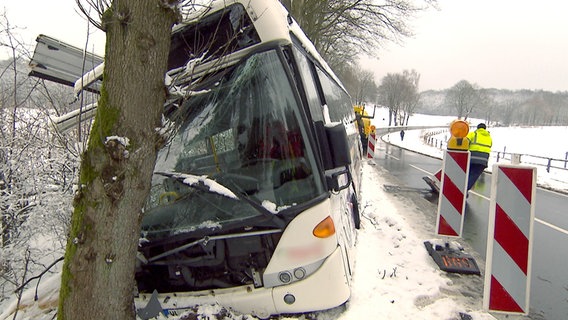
{"left": 420, "top": 80, "right": 568, "bottom": 126}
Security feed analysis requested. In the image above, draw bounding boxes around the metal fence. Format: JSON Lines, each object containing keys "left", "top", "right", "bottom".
{"left": 423, "top": 130, "right": 568, "bottom": 173}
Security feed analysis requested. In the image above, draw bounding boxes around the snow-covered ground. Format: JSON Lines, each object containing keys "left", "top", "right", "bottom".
{"left": 3, "top": 109, "right": 565, "bottom": 320}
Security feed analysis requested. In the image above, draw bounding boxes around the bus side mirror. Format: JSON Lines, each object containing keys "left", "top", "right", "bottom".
{"left": 315, "top": 121, "right": 352, "bottom": 170}
{"left": 315, "top": 121, "right": 352, "bottom": 192}
{"left": 325, "top": 123, "right": 352, "bottom": 168}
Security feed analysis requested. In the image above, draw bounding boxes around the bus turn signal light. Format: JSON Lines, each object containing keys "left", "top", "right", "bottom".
{"left": 313, "top": 216, "right": 336, "bottom": 238}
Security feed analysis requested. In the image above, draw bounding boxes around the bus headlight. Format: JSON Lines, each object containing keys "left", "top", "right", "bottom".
{"left": 264, "top": 260, "right": 324, "bottom": 287}
{"left": 293, "top": 267, "right": 306, "bottom": 280}
{"left": 279, "top": 271, "right": 292, "bottom": 283}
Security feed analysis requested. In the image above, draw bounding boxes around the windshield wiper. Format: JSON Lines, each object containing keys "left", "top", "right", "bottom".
{"left": 144, "top": 228, "right": 282, "bottom": 264}
{"left": 217, "top": 174, "right": 286, "bottom": 228}
{"left": 156, "top": 171, "right": 239, "bottom": 200}
{"left": 156, "top": 171, "right": 286, "bottom": 228}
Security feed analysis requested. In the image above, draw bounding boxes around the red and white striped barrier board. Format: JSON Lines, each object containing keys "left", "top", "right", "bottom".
{"left": 435, "top": 150, "right": 470, "bottom": 237}
{"left": 433, "top": 168, "right": 442, "bottom": 182}
{"left": 483, "top": 164, "right": 536, "bottom": 315}
{"left": 367, "top": 133, "right": 376, "bottom": 158}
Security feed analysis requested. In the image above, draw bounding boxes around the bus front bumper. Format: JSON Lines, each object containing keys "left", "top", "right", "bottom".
{"left": 135, "top": 247, "right": 350, "bottom": 319}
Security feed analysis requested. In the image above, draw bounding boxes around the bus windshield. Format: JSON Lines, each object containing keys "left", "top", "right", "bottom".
{"left": 142, "top": 49, "right": 325, "bottom": 240}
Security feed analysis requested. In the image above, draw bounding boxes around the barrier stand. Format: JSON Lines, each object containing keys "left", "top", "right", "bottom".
{"left": 366, "top": 132, "right": 376, "bottom": 159}
{"left": 436, "top": 150, "right": 470, "bottom": 237}
{"left": 435, "top": 120, "right": 470, "bottom": 237}
{"left": 434, "top": 168, "right": 442, "bottom": 182}
{"left": 483, "top": 164, "right": 536, "bottom": 315}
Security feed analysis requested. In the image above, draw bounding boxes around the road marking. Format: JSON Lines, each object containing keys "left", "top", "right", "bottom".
{"left": 409, "top": 164, "right": 430, "bottom": 175}
{"left": 410, "top": 163, "right": 568, "bottom": 235}
{"left": 539, "top": 187, "right": 568, "bottom": 198}
{"left": 535, "top": 218, "right": 568, "bottom": 236}
{"left": 469, "top": 191, "right": 490, "bottom": 201}
{"left": 386, "top": 153, "right": 400, "bottom": 160}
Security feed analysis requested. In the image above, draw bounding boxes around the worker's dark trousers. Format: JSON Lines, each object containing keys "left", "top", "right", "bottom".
{"left": 467, "top": 164, "right": 487, "bottom": 190}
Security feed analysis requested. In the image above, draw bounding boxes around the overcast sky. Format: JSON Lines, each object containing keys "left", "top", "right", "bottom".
{"left": 1, "top": 0, "right": 106, "bottom": 57}
{"left": 366, "top": 0, "right": 568, "bottom": 92}
{"left": 2, "top": 0, "right": 568, "bottom": 92}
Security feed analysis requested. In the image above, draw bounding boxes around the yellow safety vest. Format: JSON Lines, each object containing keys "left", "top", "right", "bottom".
{"left": 467, "top": 128, "right": 492, "bottom": 154}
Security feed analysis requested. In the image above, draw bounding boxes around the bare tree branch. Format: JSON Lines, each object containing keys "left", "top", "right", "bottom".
{"left": 282, "top": 0, "right": 437, "bottom": 70}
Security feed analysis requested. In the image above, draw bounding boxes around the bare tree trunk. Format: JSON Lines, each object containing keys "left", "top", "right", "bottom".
{"left": 58, "top": 1, "right": 177, "bottom": 319}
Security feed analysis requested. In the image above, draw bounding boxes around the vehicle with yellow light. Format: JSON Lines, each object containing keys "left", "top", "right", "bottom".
{"left": 353, "top": 105, "right": 376, "bottom": 152}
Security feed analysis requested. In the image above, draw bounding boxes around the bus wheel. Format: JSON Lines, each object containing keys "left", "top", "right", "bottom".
{"left": 351, "top": 194, "right": 361, "bottom": 229}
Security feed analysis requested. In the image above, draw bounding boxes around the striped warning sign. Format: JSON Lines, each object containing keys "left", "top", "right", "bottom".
{"left": 483, "top": 164, "right": 536, "bottom": 315}
{"left": 367, "top": 133, "right": 376, "bottom": 159}
{"left": 434, "top": 168, "right": 442, "bottom": 182}
{"left": 435, "top": 150, "right": 470, "bottom": 237}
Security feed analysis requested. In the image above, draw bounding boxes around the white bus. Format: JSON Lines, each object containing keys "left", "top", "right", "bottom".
{"left": 134, "top": 1, "right": 363, "bottom": 318}
{"left": 30, "top": 0, "right": 363, "bottom": 318}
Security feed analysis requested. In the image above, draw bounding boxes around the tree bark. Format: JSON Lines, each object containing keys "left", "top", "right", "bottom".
{"left": 58, "top": 1, "right": 176, "bottom": 319}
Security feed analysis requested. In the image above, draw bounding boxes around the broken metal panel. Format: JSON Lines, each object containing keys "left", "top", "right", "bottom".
{"left": 28, "top": 34, "right": 103, "bottom": 91}
{"left": 73, "top": 62, "right": 104, "bottom": 96}
{"left": 51, "top": 103, "right": 97, "bottom": 133}
{"left": 424, "top": 240, "right": 481, "bottom": 275}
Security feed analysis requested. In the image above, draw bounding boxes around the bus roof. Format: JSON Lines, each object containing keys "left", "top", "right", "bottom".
{"left": 177, "top": 0, "right": 343, "bottom": 90}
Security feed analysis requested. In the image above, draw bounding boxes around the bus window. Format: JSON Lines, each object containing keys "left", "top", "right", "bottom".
{"left": 291, "top": 45, "right": 324, "bottom": 122}
{"left": 167, "top": 3, "right": 261, "bottom": 70}
{"left": 315, "top": 67, "right": 354, "bottom": 124}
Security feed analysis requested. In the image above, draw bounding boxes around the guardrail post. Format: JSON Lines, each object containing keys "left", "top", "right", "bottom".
{"left": 547, "top": 158, "right": 552, "bottom": 173}
{"left": 497, "top": 146, "right": 506, "bottom": 163}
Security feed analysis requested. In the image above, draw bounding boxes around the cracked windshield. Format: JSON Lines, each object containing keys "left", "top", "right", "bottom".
{"left": 142, "top": 49, "right": 325, "bottom": 239}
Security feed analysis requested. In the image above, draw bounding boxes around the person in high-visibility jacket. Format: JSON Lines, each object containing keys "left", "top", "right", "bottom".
{"left": 466, "top": 123, "right": 493, "bottom": 190}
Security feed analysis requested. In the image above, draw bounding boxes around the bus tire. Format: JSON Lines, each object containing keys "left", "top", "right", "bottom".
{"left": 351, "top": 194, "right": 361, "bottom": 229}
